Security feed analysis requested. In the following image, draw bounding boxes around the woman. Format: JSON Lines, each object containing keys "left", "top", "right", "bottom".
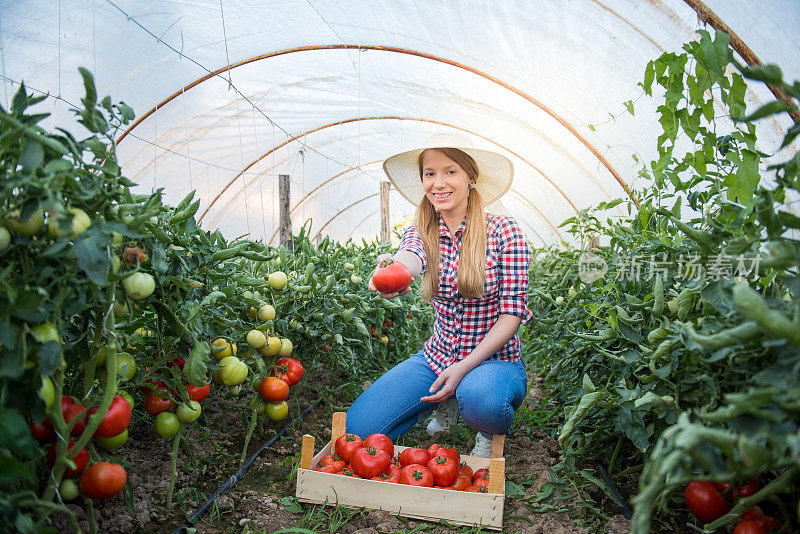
{"left": 345, "top": 134, "right": 532, "bottom": 457}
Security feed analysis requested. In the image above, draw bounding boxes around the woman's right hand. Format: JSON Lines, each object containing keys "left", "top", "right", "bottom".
{"left": 368, "top": 254, "right": 414, "bottom": 299}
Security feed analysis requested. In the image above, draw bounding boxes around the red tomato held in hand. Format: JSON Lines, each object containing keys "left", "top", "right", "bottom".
{"left": 399, "top": 464, "right": 434, "bottom": 487}
{"left": 372, "top": 260, "right": 412, "bottom": 293}
{"left": 364, "top": 433, "right": 394, "bottom": 458}
{"left": 47, "top": 441, "right": 89, "bottom": 478}
{"left": 350, "top": 446, "right": 392, "bottom": 479}
{"left": 427, "top": 444, "right": 459, "bottom": 464}
{"left": 30, "top": 421, "right": 56, "bottom": 444}
{"left": 79, "top": 462, "right": 127, "bottom": 499}
{"left": 259, "top": 377, "right": 289, "bottom": 402}
{"left": 684, "top": 481, "right": 730, "bottom": 524}
{"left": 427, "top": 455, "right": 459, "bottom": 487}
{"left": 186, "top": 382, "right": 211, "bottom": 402}
{"left": 88, "top": 395, "right": 132, "bottom": 438}
{"left": 335, "top": 433, "right": 364, "bottom": 463}
{"left": 399, "top": 447, "right": 430, "bottom": 467}
{"left": 144, "top": 391, "right": 173, "bottom": 416}
{"left": 270, "top": 357, "right": 304, "bottom": 386}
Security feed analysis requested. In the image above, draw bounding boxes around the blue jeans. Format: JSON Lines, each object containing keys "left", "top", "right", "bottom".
{"left": 346, "top": 351, "right": 528, "bottom": 442}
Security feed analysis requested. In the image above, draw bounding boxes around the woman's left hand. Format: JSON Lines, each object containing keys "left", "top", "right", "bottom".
{"left": 420, "top": 362, "right": 469, "bottom": 403}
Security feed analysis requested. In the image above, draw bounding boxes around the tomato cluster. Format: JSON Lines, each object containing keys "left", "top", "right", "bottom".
{"left": 313, "top": 435, "right": 492, "bottom": 493}
{"left": 254, "top": 357, "right": 304, "bottom": 421}
{"left": 684, "top": 478, "right": 782, "bottom": 532}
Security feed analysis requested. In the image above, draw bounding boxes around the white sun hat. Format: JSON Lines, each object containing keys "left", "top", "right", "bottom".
{"left": 382, "top": 133, "right": 513, "bottom": 207}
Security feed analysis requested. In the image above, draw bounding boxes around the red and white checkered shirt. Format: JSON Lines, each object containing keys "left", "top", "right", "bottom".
{"left": 399, "top": 212, "right": 533, "bottom": 374}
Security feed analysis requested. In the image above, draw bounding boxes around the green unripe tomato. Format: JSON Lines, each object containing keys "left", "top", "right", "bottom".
{"left": 113, "top": 300, "right": 129, "bottom": 317}
{"left": 154, "top": 412, "right": 180, "bottom": 439}
{"left": 265, "top": 401, "right": 289, "bottom": 421}
{"left": 555, "top": 296, "right": 565, "bottom": 306}
{"left": 343, "top": 262, "right": 354, "bottom": 272}
{"left": 123, "top": 272, "right": 156, "bottom": 300}
{"left": 218, "top": 356, "right": 248, "bottom": 386}
{"left": 350, "top": 274, "right": 362, "bottom": 285}
{"left": 278, "top": 338, "right": 293, "bottom": 357}
{"left": 115, "top": 352, "right": 137, "bottom": 381}
{"left": 39, "top": 377, "right": 55, "bottom": 408}
{"left": 60, "top": 479, "right": 80, "bottom": 501}
{"left": 30, "top": 323, "right": 59, "bottom": 343}
{"left": 257, "top": 304, "right": 276, "bottom": 322}
{"left": 111, "top": 231, "right": 124, "bottom": 245}
{"left": 6, "top": 209, "right": 44, "bottom": 236}
{"left": 94, "top": 429, "right": 128, "bottom": 451}
{"left": 268, "top": 271, "right": 288, "bottom": 290}
{"left": 118, "top": 390, "right": 134, "bottom": 410}
{"left": 111, "top": 255, "right": 121, "bottom": 274}
{"left": 176, "top": 401, "right": 201, "bottom": 423}
{"left": 48, "top": 208, "right": 91, "bottom": 238}
{"left": 0, "top": 227, "right": 10, "bottom": 251}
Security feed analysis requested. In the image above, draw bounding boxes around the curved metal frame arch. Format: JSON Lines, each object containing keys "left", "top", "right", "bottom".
{"left": 203, "top": 115, "right": 603, "bottom": 228}
{"left": 116, "top": 44, "right": 636, "bottom": 205}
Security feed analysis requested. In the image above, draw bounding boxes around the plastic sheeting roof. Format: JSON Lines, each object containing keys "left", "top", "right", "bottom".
{"left": 3, "top": 1, "right": 799, "bottom": 246}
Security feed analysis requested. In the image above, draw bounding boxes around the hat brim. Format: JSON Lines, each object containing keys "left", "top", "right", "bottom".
{"left": 383, "top": 146, "right": 513, "bottom": 207}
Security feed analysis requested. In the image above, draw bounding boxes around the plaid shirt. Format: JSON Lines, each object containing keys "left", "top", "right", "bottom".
{"left": 399, "top": 213, "right": 533, "bottom": 374}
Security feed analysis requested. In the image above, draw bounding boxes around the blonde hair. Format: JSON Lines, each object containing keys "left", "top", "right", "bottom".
{"left": 416, "top": 148, "right": 487, "bottom": 301}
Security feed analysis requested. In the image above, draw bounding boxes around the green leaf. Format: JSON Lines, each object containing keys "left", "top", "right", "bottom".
{"left": 278, "top": 496, "right": 304, "bottom": 514}
{"left": 0, "top": 409, "right": 38, "bottom": 457}
{"left": 184, "top": 341, "right": 211, "bottom": 385}
{"left": 624, "top": 100, "right": 634, "bottom": 115}
{"left": 0, "top": 344, "right": 25, "bottom": 379}
{"left": 505, "top": 479, "right": 527, "bottom": 498}
{"left": 0, "top": 320, "right": 18, "bottom": 350}
{"left": 739, "top": 63, "right": 783, "bottom": 85}
{"left": 19, "top": 140, "right": 44, "bottom": 173}
{"left": 152, "top": 244, "right": 168, "bottom": 274}
{"left": 72, "top": 233, "right": 109, "bottom": 286}
{"left": 12, "top": 287, "right": 50, "bottom": 322}
{"left": 37, "top": 341, "right": 61, "bottom": 377}
{"left": 0, "top": 456, "right": 35, "bottom": 488}
{"left": 699, "top": 29, "right": 731, "bottom": 78}
{"left": 614, "top": 407, "right": 649, "bottom": 451}
{"left": 734, "top": 100, "right": 796, "bottom": 123}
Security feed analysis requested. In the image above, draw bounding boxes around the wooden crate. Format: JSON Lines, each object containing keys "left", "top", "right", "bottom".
{"left": 296, "top": 412, "right": 506, "bottom": 530}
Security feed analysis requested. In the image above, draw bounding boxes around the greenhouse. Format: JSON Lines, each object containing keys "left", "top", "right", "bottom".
{"left": 1, "top": 0, "right": 798, "bottom": 532}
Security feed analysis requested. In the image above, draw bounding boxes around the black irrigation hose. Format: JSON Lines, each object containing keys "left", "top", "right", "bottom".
{"left": 172, "top": 398, "right": 323, "bottom": 534}
{"left": 594, "top": 461, "right": 633, "bottom": 520}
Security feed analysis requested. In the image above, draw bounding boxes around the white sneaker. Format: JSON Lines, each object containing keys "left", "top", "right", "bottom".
{"left": 425, "top": 397, "right": 460, "bottom": 437}
{"left": 470, "top": 432, "right": 493, "bottom": 458}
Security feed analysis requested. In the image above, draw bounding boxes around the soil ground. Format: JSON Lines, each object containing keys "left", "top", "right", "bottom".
{"left": 52, "top": 369, "right": 636, "bottom": 534}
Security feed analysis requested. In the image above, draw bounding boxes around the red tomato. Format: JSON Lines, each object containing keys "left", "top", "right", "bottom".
{"left": 144, "top": 391, "right": 173, "bottom": 416}
{"left": 63, "top": 403, "right": 87, "bottom": 437}
{"left": 314, "top": 465, "right": 339, "bottom": 474}
{"left": 321, "top": 455, "right": 347, "bottom": 472}
{"left": 79, "top": 462, "right": 127, "bottom": 499}
{"left": 258, "top": 377, "right": 289, "bottom": 402}
{"left": 364, "top": 433, "right": 394, "bottom": 458}
{"left": 30, "top": 421, "right": 56, "bottom": 443}
{"left": 335, "top": 433, "right": 364, "bottom": 463}
{"left": 472, "top": 479, "right": 490, "bottom": 493}
{"left": 399, "top": 464, "right": 434, "bottom": 487}
{"left": 684, "top": 481, "right": 730, "bottom": 524}
{"left": 447, "top": 474, "right": 473, "bottom": 491}
{"left": 87, "top": 395, "right": 132, "bottom": 438}
{"left": 465, "top": 486, "right": 480, "bottom": 493}
{"left": 372, "top": 260, "right": 412, "bottom": 293}
{"left": 139, "top": 377, "right": 166, "bottom": 394}
{"left": 186, "top": 382, "right": 211, "bottom": 402}
{"left": 740, "top": 508, "right": 782, "bottom": 532}
{"left": 737, "top": 477, "right": 760, "bottom": 498}
{"left": 458, "top": 462, "right": 473, "bottom": 480}
{"left": 399, "top": 447, "right": 431, "bottom": 467}
{"left": 385, "top": 463, "right": 401, "bottom": 483}
{"left": 732, "top": 520, "right": 768, "bottom": 534}
{"left": 340, "top": 468, "right": 361, "bottom": 478}
{"left": 383, "top": 319, "right": 393, "bottom": 328}
{"left": 47, "top": 441, "right": 88, "bottom": 478}
{"left": 473, "top": 468, "right": 489, "bottom": 483}
{"left": 427, "top": 443, "right": 459, "bottom": 464}
{"left": 270, "top": 357, "right": 304, "bottom": 386}
{"left": 427, "top": 455, "right": 459, "bottom": 487}
{"left": 170, "top": 355, "right": 186, "bottom": 371}
{"left": 350, "top": 446, "right": 392, "bottom": 479}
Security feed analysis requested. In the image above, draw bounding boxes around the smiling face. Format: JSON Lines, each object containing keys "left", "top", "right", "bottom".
{"left": 420, "top": 149, "right": 476, "bottom": 220}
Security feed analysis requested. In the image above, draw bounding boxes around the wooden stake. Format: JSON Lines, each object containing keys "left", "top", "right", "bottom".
{"left": 380, "top": 181, "right": 390, "bottom": 243}
{"left": 279, "top": 174, "right": 292, "bottom": 248}
{"left": 300, "top": 435, "right": 315, "bottom": 469}
{"left": 487, "top": 458, "right": 505, "bottom": 494}
{"left": 490, "top": 434, "right": 505, "bottom": 459}
{"left": 331, "top": 412, "right": 347, "bottom": 449}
